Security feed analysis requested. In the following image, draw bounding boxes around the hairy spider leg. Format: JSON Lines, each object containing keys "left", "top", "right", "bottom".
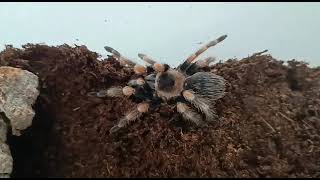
{"left": 178, "top": 34, "right": 227, "bottom": 72}
{"left": 182, "top": 90, "right": 218, "bottom": 122}
{"left": 138, "top": 53, "right": 157, "bottom": 65}
{"left": 196, "top": 57, "right": 216, "bottom": 68}
{"left": 109, "top": 101, "right": 150, "bottom": 133}
{"left": 185, "top": 57, "right": 216, "bottom": 75}
{"left": 128, "top": 77, "right": 146, "bottom": 87}
{"left": 87, "top": 86, "right": 136, "bottom": 98}
{"left": 176, "top": 101, "right": 207, "bottom": 127}
{"left": 104, "top": 46, "right": 136, "bottom": 67}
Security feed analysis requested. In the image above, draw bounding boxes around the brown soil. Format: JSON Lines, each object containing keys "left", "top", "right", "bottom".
{"left": 0, "top": 44, "right": 319, "bottom": 178}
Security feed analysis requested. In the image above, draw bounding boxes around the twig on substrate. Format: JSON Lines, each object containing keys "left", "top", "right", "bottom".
{"left": 260, "top": 117, "right": 276, "bottom": 133}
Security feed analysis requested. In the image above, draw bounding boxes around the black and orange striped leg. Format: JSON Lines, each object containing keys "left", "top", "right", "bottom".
{"left": 109, "top": 101, "right": 150, "bottom": 133}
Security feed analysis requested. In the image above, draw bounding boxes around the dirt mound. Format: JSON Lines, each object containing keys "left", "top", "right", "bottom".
{"left": 0, "top": 44, "right": 319, "bottom": 178}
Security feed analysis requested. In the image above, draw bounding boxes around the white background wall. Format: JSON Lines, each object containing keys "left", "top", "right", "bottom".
{"left": 1, "top": 2, "right": 319, "bottom": 66}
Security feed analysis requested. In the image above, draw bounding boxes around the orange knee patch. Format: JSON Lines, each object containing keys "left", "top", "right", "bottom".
{"left": 122, "top": 86, "right": 135, "bottom": 96}
{"left": 177, "top": 102, "right": 188, "bottom": 113}
{"left": 182, "top": 90, "right": 195, "bottom": 101}
{"left": 137, "top": 102, "right": 149, "bottom": 113}
{"left": 134, "top": 64, "right": 146, "bottom": 74}
{"left": 136, "top": 78, "right": 145, "bottom": 85}
{"left": 153, "top": 63, "right": 165, "bottom": 73}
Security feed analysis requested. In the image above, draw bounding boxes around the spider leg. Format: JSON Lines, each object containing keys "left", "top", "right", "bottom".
{"left": 87, "top": 86, "right": 136, "bottom": 98}
{"left": 176, "top": 102, "right": 207, "bottom": 126}
{"left": 128, "top": 77, "right": 146, "bottom": 87}
{"left": 136, "top": 54, "right": 170, "bottom": 73}
{"left": 178, "top": 35, "right": 227, "bottom": 72}
{"left": 137, "top": 53, "right": 171, "bottom": 77}
{"left": 109, "top": 101, "right": 150, "bottom": 133}
{"left": 182, "top": 90, "right": 218, "bottom": 122}
{"left": 185, "top": 57, "right": 216, "bottom": 75}
{"left": 104, "top": 46, "right": 147, "bottom": 74}
{"left": 138, "top": 53, "right": 157, "bottom": 65}
{"left": 144, "top": 73, "right": 156, "bottom": 90}
{"left": 104, "top": 46, "right": 136, "bottom": 67}
{"left": 196, "top": 57, "right": 216, "bottom": 68}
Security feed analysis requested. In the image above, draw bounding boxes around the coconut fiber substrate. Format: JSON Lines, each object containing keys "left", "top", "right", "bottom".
{"left": 0, "top": 44, "right": 319, "bottom": 178}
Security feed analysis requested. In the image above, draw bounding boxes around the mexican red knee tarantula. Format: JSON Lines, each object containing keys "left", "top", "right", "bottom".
{"left": 90, "top": 35, "right": 227, "bottom": 133}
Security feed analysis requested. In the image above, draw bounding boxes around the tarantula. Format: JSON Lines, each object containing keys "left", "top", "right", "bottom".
{"left": 89, "top": 35, "right": 227, "bottom": 133}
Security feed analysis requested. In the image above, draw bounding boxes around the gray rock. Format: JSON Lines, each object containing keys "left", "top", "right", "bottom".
{"left": 0, "top": 66, "right": 39, "bottom": 177}
{"left": 0, "top": 66, "right": 39, "bottom": 136}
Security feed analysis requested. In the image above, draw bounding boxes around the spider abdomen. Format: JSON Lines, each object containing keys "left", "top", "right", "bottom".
{"left": 184, "top": 72, "right": 226, "bottom": 100}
